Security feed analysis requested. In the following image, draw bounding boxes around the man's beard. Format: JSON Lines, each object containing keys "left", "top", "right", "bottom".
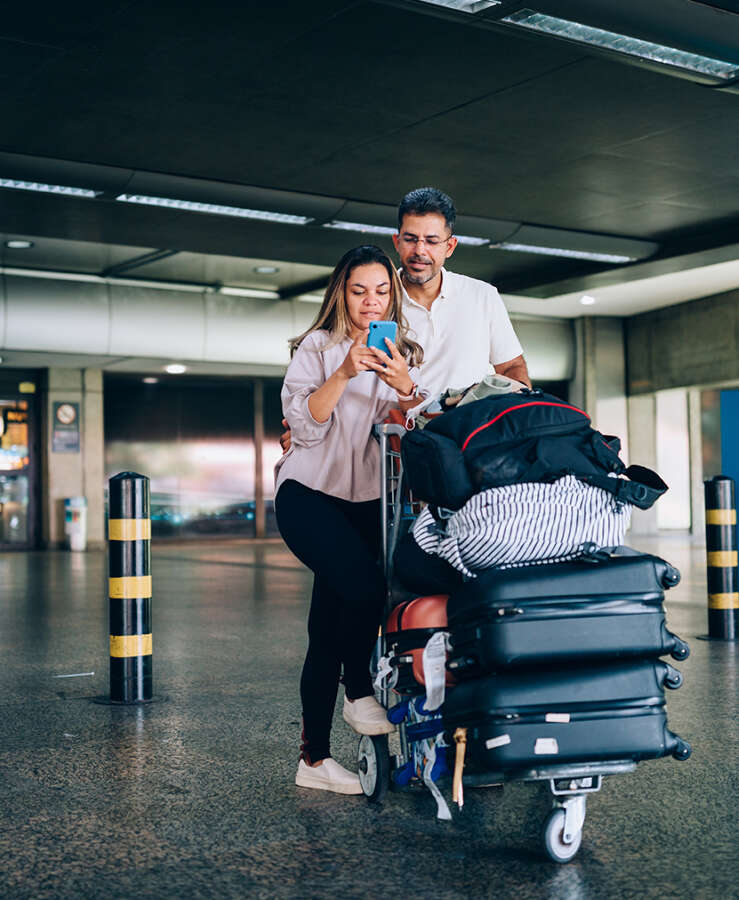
{"left": 403, "top": 265, "right": 438, "bottom": 285}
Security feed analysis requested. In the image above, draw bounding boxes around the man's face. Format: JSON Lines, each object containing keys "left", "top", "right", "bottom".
{"left": 393, "top": 212, "right": 458, "bottom": 285}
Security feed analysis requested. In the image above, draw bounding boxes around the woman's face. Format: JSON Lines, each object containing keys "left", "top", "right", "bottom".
{"left": 345, "top": 263, "right": 392, "bottom": 332}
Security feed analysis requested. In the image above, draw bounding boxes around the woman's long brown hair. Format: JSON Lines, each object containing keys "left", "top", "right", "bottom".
{"left": 290, "top": 245, "right": 423, "bottom": 367}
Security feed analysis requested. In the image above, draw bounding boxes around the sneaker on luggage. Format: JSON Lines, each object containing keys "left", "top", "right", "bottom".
{"left": 294, "top": 758, "right": 363, "bottom": 794}
{"left": 342, "top": 696, "right": 395, "bottom": 735}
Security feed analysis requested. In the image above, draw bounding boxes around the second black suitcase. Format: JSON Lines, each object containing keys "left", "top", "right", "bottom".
{"left": 442, "top": 660, "right": 691, "bottom": 772}
{"left": 447, "top": 552, "right": 689, "bottom": 676}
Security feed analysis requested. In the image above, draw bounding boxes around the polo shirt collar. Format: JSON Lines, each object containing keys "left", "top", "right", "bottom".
{"left": 399, "top": 267, "right": 449, "bottom": 309}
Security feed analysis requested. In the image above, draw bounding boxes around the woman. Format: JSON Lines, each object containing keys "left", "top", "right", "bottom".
{"left": 275, "top": 245, "right": 425, "bottom": 794}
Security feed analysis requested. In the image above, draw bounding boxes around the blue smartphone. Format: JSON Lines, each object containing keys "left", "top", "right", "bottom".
{"left": 366, "top": 320, "right": 397, "bottom": 357}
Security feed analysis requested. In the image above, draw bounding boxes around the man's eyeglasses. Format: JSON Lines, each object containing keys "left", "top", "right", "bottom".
{"left": 398, "top": 233, "right": 452, "bottom": 248}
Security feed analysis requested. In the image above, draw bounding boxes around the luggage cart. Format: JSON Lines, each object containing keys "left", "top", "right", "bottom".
{"left": 356, "top": 423, "right": 638, "bottom": 864}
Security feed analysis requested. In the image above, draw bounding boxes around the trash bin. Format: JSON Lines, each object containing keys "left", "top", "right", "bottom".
{"left": 64, "top": 496, "right": 87, "bottom": 551}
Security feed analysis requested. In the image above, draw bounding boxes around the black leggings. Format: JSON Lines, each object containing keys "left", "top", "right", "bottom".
{"left": 275, "top": 479, "right": 384, "bottom": 763}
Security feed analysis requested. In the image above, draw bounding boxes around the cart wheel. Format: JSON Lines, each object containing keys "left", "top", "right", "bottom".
{"left": 542, "top": 808, "right": 582, "bottom": 863}
{"left": 357, "top": 734, "right": 390, "bottom": 803}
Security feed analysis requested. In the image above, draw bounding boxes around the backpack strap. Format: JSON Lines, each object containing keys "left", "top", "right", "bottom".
{"left": 579, "top": 464, "right": 667, "bottom": 510}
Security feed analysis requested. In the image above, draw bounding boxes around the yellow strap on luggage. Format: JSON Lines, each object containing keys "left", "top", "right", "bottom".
{"left": 453, "top": 727, "right": 467, "bottom": 809}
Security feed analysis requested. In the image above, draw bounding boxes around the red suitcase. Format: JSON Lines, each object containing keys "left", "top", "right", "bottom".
{"left": 384, "top": 595, "right": 455, "bottom": 693}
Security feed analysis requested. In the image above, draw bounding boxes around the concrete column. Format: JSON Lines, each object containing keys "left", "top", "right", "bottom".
{"left": 42, "top": 368, "right": 105, "bottom": 549}
{"left": 688, "top": 389, "right": 705, "bottom": 543}
{"left": 569, "top": 317, "right": 597, "bottom": 416}
{"left": 627, "top": 393, "right": 658, "bottom": 536}
{"left": 254, "top": 378, "right": 265, "bottom": 539}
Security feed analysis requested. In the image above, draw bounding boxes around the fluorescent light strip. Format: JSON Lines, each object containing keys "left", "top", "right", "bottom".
{"left": 503, "top": 10, "right": 739, "bottom": 80}
{"left": 417, "top": 0, "right": 500, "bottom": 13}
{"left": 323, "top": 219, "right": 490, "bottom": 246}
{"left": 219, "top": 286, "right": 280, "bottom": 299}
{"left": 324, "top": 220, "right": 396, "bottom": 236}
{"left": 492, "top": 242, "right": 632, "bottom": 263}
{"left": 0, "top": 267, "right": 280, "bottom": 297}
{"left": 0, "top": 178, "right": 100, "bottom": 198}
{"left": 116, "top": 194, "right": 313, "bottom": 225}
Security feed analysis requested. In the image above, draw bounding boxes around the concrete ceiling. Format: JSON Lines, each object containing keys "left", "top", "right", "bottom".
{"left": 0, "top": 0, "right": 737, "bottom": 308}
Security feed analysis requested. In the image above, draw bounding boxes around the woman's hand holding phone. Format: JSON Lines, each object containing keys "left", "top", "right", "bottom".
{"left": 338, "top": 333, "right": 376, "bottom": 380}
{"left": 366, "top": 339, "right": 414, "bottom": 396}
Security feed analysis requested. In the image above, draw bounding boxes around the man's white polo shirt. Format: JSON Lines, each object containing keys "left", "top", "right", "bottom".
{"left": 401, "top": 268, "right": 523, "bottom": 399}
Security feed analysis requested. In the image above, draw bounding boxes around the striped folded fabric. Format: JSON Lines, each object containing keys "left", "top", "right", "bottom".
{"left": 412, "top": 475, "right": 632, "bottom": 577}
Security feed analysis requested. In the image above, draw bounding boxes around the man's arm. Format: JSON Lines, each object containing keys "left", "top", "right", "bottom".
{"left": 494, "top": 354, "right": 531, "bottom": 388}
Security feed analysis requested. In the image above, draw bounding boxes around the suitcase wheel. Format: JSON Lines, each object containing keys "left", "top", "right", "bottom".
{"left": 670, "top": 637, "right": 690, "bottom": 661}
{"left": 672, "top": 738, "right": 691, "bottom": 761}
{"left": 357, "top": 734, "right": 390, "bottom": 802}
{"left": 542, "top": 808, "right": 582, "bottom": 864}
{"left": 664, "top": 665, "right": 683, "bottom": 690}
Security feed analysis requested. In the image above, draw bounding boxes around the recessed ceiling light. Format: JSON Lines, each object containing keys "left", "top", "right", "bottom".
{"left": 580, "top": 295, "right": 596, "bottom": 306}
{"left": 502, "top": 10, "right": 739, "bottom": 81}
{"left": 164, "top": 364, "right": 187, "bottom": 375}
{"left": 323, "top": 220, "right": 490, "bottom": 246}
{"left": 5, "top": 239, "right": 34, "bottom": 249}
{"left": 254, "top": 265, "right": 279, "bottom": 274}
{"left": 417, "top": 0, "right": 500, "bottom": 12}
{"left": 0, "top": 178, "right": 101, "bottom": 198}
{"left": 491, "top": 242, "right": 632, "bottom": 264}
{"left": 116, "top": 194, "right": 313, "bottom": 225}
{"left": 142, "top": 376, "right": 159, "bottom": 384}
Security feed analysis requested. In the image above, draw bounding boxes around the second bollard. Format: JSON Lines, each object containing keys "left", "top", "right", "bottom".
{"left": 108, "top": 472, "right": 153, "bottom": 701}
{"left": 704, "top": 475, "right": 738, "bottom": 641}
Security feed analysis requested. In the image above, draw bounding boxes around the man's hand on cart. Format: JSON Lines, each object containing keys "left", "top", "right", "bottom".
{"left": 280, "top": 420, "right": 291, "bottom": 453}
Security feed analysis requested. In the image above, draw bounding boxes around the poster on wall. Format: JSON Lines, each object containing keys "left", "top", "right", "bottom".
{"left": 52, "top": 402, "right": 80, "bottom": 453}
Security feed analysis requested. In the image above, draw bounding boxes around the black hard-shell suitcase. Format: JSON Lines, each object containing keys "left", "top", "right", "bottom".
{"left": 447, "top": 553, "right": 689, "bottom": 676}
{"left": 442, "top": 660, "right": 691, "bottom": 772}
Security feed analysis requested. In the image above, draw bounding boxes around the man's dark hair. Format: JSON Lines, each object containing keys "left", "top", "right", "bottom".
{"left": 397, "top": 187, "right": 456, "bottom": 233}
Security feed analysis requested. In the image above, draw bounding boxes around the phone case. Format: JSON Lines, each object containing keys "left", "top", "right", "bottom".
{"left": 367, "top": 320, "right": 397, "bottom": 356}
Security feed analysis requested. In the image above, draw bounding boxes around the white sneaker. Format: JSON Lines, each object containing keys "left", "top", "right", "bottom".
{"left": 342, "top": 696, "right": 395, "bottom": 735}
{"left": 295, "top": 757, "right": 363, "bottom": 794}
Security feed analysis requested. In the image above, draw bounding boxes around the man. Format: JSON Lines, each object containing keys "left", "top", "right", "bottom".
{"left": 280, "top": 186, "right": 529, "bottom": 449}
{"left": 393, "top": 186, "right": 529, "bottom": 398}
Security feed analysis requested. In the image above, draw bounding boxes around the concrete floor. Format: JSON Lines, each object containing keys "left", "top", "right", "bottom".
{"left": 0, "top": 535, "right": 736, "bottom": 899}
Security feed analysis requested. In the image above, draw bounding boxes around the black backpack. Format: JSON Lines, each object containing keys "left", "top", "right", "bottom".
{"left": 400, "top": 389, "right": 667, "bottom": 512}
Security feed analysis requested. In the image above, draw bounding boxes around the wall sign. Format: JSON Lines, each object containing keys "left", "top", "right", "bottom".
{"left": 52, "top": 401, "right": 81, "bottom": 453}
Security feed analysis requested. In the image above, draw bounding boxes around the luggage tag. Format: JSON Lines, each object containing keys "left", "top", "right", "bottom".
{"left": 422, "top": 631, "right": 451, "bottom": 711}
{"left": 420, "top": 737, "right": 452, "bottom": 821}
{"left": 373, "top": 651, "right": 399, "bottom": 693}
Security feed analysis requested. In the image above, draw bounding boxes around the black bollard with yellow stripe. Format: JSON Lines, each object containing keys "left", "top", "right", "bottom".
{"left": 704, "top": 476, "right": 738, "bottom": 641}
{"left": 108, "top": 472, "right": 153, "bottom": 701}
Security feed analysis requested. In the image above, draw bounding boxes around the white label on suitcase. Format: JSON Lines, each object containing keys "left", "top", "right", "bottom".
{"left": 534, "top": 737, "right": 559, "bottom": 754}
{"left": 485, "top": 734, "right": 511, "bottom": 750}
{"left": 545, "top": 713, "right": 571, "bottom": 723}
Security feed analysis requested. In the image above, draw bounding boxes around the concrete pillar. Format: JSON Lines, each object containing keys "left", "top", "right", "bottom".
{"left": 254, "top": 378, "right": 265, "bottom": 539}
{"left": 627, "top": 393, "right": 658, "bottom": 536}
{"left": 688, "top": 389, "right": 705, "bottom": 543}
{"left": 569, "top": 317, "right": 597, "bottom": 416}
{"left": 42, "top": 368, "right": 105, "bottom": 549}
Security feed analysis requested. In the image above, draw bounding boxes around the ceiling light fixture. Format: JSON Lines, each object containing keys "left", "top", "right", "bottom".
{"left": 580, "top": 295, "right": 596, "bottom": 306}
{"left": 254, "top": 265, "right": 279, "bottom": 274}
{"left": 142, "top": 377, "right": 159, "bottom": 384}
{"left": 491, "top": 242, "right": 633, "bottom": 263}
{"left": 4, "top": 239, "right": 34, "bottom": 249}
{"left": 164, "top": 364, "right": 187, "bottom": 375}
{"left": 323, "top": 220, "right": 490, "bottom": 246}
{"left": 218, "top": 286, "right": 280, "bottom": 300}
{"left": 417, "top": 0, "right": 500, "bottom": 13}
{"left": 116, "top": 194, "right": 313, "bottom": 225}
{"left": 502, "top": 10, "right": 739, "bottom": 80}
{"left": 0, "top": 178, "right": 100, "bottom": 198}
